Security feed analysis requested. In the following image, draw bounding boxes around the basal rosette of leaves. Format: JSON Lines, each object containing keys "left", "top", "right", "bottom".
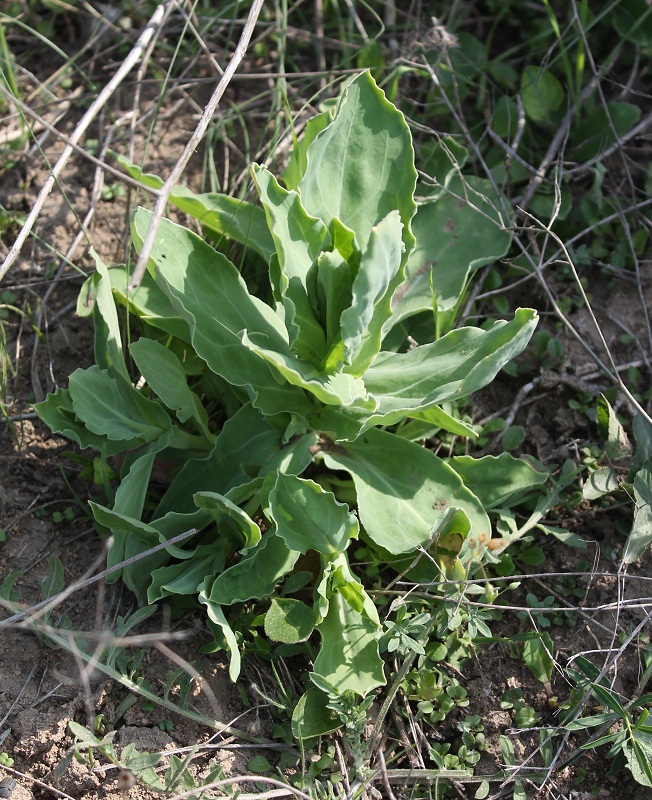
{"left": 36, "top": 72, "right": 538, "bottom": 736}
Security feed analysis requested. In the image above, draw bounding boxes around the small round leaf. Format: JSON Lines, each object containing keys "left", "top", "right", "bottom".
{"left": 264, "top": 598, "right": 315, "bottom": 644}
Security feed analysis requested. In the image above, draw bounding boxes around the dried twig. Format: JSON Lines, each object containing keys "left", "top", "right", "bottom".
{"left": 0, "top": 0, "right": 175, "bottom": 284}
{"left": 128, "top": 0, "right": 266, "bottom": 290}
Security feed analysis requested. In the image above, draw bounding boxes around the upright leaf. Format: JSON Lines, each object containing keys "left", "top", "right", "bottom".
{"left": 340, "top": 210, "right": 405, "bottom": 374}
{"left": 251, "top": 165, "right": 329, "bottom": 363}
{"left": 86, "top": 250, "right": 130, "bottom": 382}
{"left": 623, "top": 460, "right": 652, "bottom": 564}
{"left": 130, "top": 338, "right": 211, "bottom": 438}
{"left": 199, "top": 581, "right": 242, "bottom": 681}
{"left": 69, "top": 366, "right": 171, "bottom": 443}
{"left": 131, "top": 208, "right": 313, "bottom": 421}
{"left": 391, "top": 176, "right": 512, "bottom": 331}
{"left": 312, "top": 591, "right": 385, "bottom": 696}
{"left": 299, "top": 71, "right": 416, "bottom": 257}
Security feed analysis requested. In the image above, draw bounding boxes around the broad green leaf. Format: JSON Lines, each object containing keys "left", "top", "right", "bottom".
{"left": 329, "top": 217, "right": 361, "bottom": 266}
{"left": 264, "top": 597, "right": 315, "bottom": 643}
{"left": 251, "top": 165, "right": 329, "bottom": 363}
{"left": 241, "top": 330, "right": 374, "bottom": 409}
{"left": 623, "top": 459, "right": 652, "bottom": 563}
{"left": 340, "top": 210, "right": 405, "bottom": 374}
{"left": 198, "top": 581, "right": 241, "bottom": 681}
{"left": 69, "top": 366, "right": 171, "bottom": 443}
{"left": 299, "top": 71, "right": 416, "bottom": 257}
{"left": 391, "top": 176, "right": 511, "bottom": 330}
{"left": 396, "top": 404, "right": 478, "bottom": 440}
{"left": 207, "top": 532, "right": 299, "bottom": 605}
{"left": 108, "top": 265, "right": 191, "bottom": 343}
{"left": 583, "top": 466, "right": 620, "bottom": 500}
{"left": 291, "top": 687, "right": 341, "bottom": 739}
{"left": 34, "top": 388, "right": 135, "bottom": 456}
{"left": 154, "top": 403, "right": 283, "bottom": 518}
{"left": 117, "top": 155, "right": 274, "bottom": 261}
{"left": 87, "top": 250, "right": 129, "bottom": 382}
{"left": 633, "top": 414, "right": 652, "bottom": 474}
{"left": 449, "top": 453, "right": 549, "bottom": 508}
{"left": 131, "top": 208, "right": 314, "bottom": 421}
{"left": 113, "top": 451, "right": 156, "bottom": 520}
{"left": 321, "top": 427, "right": 489, "bottom": 554}
{"left": 315, "top": 250, "right": 354, "bottom": 370}
{"left": 613, "top": 0, "right": 652, "bottom": 47}
{"left": 521, "top": 66, "right": 564, "bottom": 124}
{"left": 625, "top": 732, "right": 652, "bottom": 787}
{"left": 597, "top": 393, "right": 633, "bottom": 459}
{"left": 268, "top": 473, "right": 358, "bottom": 555}
{"left": 364, "top": 309, "right": 538, "bottom": 424}
{"left": 148, "top": 545, "right": 225, "bottom": 602}
{"left": 194, "top": 492, "right": 261, "bottom": 551}
{"left": 572, "top": 102, "right": 641, "bottom": 162}
{"left": 522, "top": 632, "right": 553, "bottom": 689}
{"left": 130, "top": 338, "right": 211, "bottom": 438}
{"left": 282, "top": 111, "right": 332, "bottom": 190}
{"left": 312, "top": 591, "right": 384, "bottom": 696}
{"left": 90, "top": 503, "right": 170, "bottom": 599}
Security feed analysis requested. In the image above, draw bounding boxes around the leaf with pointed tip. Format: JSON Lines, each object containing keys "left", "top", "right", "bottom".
{"left": 131, "top": 208, "right": 313, "bottom": 420}
{"left": 623, "top": 460, "right": 652, "bottom": 564}
{"left": 117, "top": 155, "right": 274, "bottom": 261}
{"left": 207, "top": 532, "right": 299, "bottom": 605}
{"left": 315, "top": 250, "right": 354, "bottom": 371}
{"left": 299, "top": 71, "right": 416, "bottom": 257}
{"left": 282, "top": 111, "right": 332, "bottom": 190}
{"left": 251, "top": 165, "right": 329, "bottom": 363}
{"left": 130, "top": 338, "right": 211, "bottom": 438}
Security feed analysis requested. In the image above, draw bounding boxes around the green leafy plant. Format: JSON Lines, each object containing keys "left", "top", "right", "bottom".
{"left": 35, "top": 71, "right": 539, "bottom": 737}
{"left": 563, "top": 656, "right": 652, "bottom": 788}
{"left": 583, "top": 394, "right": 652, "bottom": 563}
